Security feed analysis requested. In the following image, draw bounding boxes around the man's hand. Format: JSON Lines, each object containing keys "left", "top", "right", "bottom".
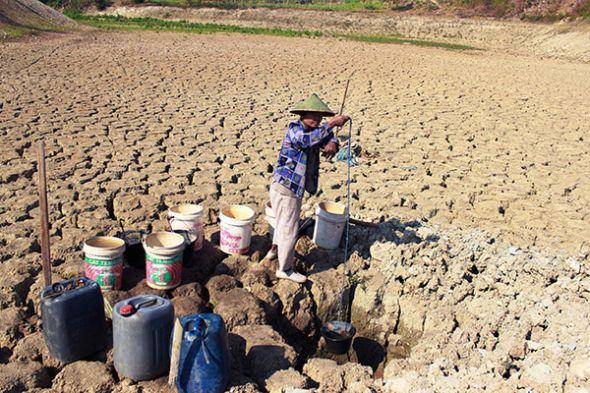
{"left": 322, "top": 141, "right": 339, "bottom": 159}
{"left": 328, "top": 114, "right": 350, "bottom": 128}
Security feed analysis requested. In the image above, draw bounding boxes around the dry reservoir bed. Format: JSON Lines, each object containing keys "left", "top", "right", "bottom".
{"left": 0, "top": 30, "right": 589, "bottom": 392}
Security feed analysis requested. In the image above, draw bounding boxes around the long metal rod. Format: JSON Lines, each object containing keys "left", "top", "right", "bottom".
{"left": 38, "top": 141, "right": 52, "bottom": 287}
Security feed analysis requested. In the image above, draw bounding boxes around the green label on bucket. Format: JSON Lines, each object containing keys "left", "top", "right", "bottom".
{"left": 84, "top": 256, "right": 122, "bottom": 266}
{"left": 146, "top": 253, "right": 182, "bottom": 265}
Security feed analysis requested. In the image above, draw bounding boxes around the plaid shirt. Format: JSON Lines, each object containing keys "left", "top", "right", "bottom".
{"left": 273, "top": 120, "right": 337, "bottom": 198}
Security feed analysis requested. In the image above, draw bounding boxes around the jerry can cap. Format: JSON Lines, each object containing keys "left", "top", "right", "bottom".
{"left": 120, "top": 304, "right": 135, "bottom": 316}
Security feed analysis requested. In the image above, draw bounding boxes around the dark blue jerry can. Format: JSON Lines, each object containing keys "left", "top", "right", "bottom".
{"left": 176, "top": 313, "right": 230, "bottom": 393}
{"left": 40, "top": 277, "right": 106, "bottom": 363}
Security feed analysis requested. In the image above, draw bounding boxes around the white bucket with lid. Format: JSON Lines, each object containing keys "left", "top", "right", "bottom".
{"left": 168, "top": 204, "right": 204, "bottom": 251}
{"left": 142, "top": 232, "right": 185, "bottom": 290}
{"left": 83, "top": 236, "right": 126, "bottom": 290}
{"left": 265, "top": 201, "right": 275, "bottom": 238}
{"left": 312, "top": 202, "right": 347, "bottom": 250}
{"left": 219, "top": 205, "right": 256, "bottom": 255}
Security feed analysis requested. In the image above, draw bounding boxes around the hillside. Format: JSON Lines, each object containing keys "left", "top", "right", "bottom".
{"left": 0, "top": 0, "right": 74, "bottom": 40}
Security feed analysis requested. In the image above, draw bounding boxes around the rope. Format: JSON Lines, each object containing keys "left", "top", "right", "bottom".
{"left": 343, "top": 119, "right": 353, "bottom": 268}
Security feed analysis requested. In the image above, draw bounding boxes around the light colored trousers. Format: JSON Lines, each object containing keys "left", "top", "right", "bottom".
{"left": 269, "top": 182, "right": 302, "bottom": 272}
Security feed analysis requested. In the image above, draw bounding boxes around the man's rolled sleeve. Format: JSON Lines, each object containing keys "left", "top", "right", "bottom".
{"left": 289, "top": 122, "right": 333, "bottom": 150}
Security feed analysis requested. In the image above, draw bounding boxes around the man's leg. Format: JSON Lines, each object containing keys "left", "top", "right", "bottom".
{"left": 269, "top": 184, "right": 305, "bottom": 283}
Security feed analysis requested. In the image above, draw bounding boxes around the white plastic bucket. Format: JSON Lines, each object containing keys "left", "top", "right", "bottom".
{"left": 83, "top": 236, "right": 126, "bottom": 290}
{"left": 312, "top": 202, "right": 347, "bottom": 250}
{"left": 219, "top": 205, "right": 256, "bottom": 255}
{"left": 168, "top": 204, "right": 204, "bottom": 252}
{"left": 265, "top": 201, "right": 275, "bottom": 239}
{"left": 142, "top": 232, "right": 185, "bottom": 290}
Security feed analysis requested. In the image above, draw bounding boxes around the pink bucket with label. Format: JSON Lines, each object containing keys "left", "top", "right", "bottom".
{"left": 219, "top": 205, "right": 255, "bottom": 255}
{"left": 142, "top": 232, "right": 185, "bottom": 290}
{"left": 83, "top": 236, "right": 126, "bottom": 291}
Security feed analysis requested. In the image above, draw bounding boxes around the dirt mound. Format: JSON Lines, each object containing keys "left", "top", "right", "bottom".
{"left": 0, "top": 0, "right": 74, "bottom": 30}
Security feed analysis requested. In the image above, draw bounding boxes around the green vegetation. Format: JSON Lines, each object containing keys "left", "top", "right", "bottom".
{"left": 340, "top": 33, "right": 478, "bottom": 50}
{"left": 67, "top": 13, "right": 479, "bottom": 50}
{"left": 42, "top": 0, "right": 108, "bottom": 12}
{"left": 0, "top": 23, "right": 32, "bottom": 41}
{"left": 66, "top": 13, "right": 323, "bottom": 36}
{"left": 140, "top": 0, "right": 385, "bottom": 11}
{"left": 348, "top": 273, "right": 368, "bottom": 290}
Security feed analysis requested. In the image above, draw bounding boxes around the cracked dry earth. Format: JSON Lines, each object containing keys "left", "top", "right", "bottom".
{"left": 0, "top": 30, "right": 589, "bottom": 392}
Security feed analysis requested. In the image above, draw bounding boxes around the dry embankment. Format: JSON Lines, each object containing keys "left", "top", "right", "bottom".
{"left": 104, "top": 5, "right": 590, "bottom": 62}
{"left": 0, "top": 0, "right": 75, "bottom": 40}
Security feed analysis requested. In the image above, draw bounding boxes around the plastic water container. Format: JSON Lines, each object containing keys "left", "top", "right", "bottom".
{"left": 83, "top": 236, "right": 126, "bottom": 290}
{"left": 219, "top": 205, "right": 255, "bottom": 255}
{"left": 265, "top": 201, "right": 275, "bottom": 238}
{"left": 113, "top": 295, "right": 174, "bottom": 381}
{"left": 143, "top": 232, "right": 186, "bottom": 290}
{"left": 40, "top": 277, "right": 106, "bottom": 363}
{"left": 312, "top": 202, "right": 347, "bottom": 249}
{"left": 168, "top": 204, "right": 204, "bottom": 252}
{"left": 176, "top": 313, "right": 230, "bottom": 393}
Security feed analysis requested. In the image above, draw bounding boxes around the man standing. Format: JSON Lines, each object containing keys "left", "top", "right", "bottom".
{"left": 266, "top": 93, "right": 350, "bottom": 283}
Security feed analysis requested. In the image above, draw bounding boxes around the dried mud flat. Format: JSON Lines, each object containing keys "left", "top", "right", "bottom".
{"left": 0, "top": 30, "right": 589, "bottom": 392}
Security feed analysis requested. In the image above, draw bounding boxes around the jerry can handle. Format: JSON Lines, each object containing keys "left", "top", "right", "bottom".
{"left": 135, "top": 298, "right": 158, "bottom": 310}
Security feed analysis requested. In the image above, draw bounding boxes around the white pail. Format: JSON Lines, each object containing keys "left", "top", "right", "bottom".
{"left": 219, "top": 205, "right": 255, "bottom": 255}
{"left": 312, "top": 202, "right": 347, "bottom": 250}
{"left": 168, "top": 204, "right": 204, "bottom": 251}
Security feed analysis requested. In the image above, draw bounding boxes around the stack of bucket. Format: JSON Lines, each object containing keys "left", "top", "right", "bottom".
{"left": 41, "top": 199, "right": 347, "bottom": 391}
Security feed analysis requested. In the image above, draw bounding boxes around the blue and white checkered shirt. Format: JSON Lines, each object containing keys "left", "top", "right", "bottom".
{"left": 273, "top": 120, "right": 337, "bottom": 198}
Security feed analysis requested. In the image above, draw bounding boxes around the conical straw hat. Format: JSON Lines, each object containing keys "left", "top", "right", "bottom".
{"left": 290, "top": 93, "right": 335, "bottom": 117}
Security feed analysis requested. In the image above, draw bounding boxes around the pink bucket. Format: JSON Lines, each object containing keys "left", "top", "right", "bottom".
{"left": 142, "top": 232, "right": 185, "bottom": 290}
{"left": 219, "top": 205, "right": 255, "bottom": 255}
{"left": 83, "top": 236, "right": 126, "bottom": 290}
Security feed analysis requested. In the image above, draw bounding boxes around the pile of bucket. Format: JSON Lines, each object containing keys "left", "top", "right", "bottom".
{"left": 41, "top": 277, "right": 230, "bottom": 392}
{"left": 39, "top": 200, "right": 348, "bottom": 391}
{"left": 83, "top": 203, "right": 257, "bottom": 291}
{"left": 84, "top": 201, "right": 347, "bottom": 292}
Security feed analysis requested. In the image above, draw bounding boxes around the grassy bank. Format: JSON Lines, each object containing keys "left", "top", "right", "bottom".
{"left": 67, "top": 13, "right": 479, "bottom": 50}
{"left": 143, "top": 0, "right": 386, "bottom": 11}
{"left": 0, "top": 23, "right": 33, "bottom": 41}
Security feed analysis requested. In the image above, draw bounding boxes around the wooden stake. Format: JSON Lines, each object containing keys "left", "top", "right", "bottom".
{"left": 335, "top": 73, "right": 354, "bottom": 136}
{"left": 37, "top": 141, "right": 52, "bottom": 287}
{"left": 168, "top": 318, "right": 183, "bottom": 386}
{"left": 338, "top": 78, "right": 351, "bottom": 116}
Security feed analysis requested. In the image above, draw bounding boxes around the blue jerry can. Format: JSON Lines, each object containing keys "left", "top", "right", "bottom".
{"left": 176, "top": 313, "right": 230, "bottom": 393}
